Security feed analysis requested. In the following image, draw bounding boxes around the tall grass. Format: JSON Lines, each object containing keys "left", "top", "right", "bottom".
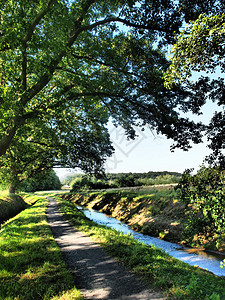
{"left": 0, "top": 195, "right": 82, "bottom": 300}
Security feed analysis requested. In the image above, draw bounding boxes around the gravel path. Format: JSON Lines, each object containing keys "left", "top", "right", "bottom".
{"left": 46, "top": 197, "right": 166, "bottom": 300}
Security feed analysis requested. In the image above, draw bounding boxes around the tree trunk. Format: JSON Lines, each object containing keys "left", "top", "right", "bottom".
{"left": 9, "top": 184, "right": 16, "bottom": 194}
{"left": 0, "top": 126, "right": 18, "bottom": 156}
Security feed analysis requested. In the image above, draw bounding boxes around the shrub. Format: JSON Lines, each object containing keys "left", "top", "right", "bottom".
{"left": 114, "top": 174, "right": 136, "bottom": 187}
{"left": 177, "top": 167, "right": 225, "bottom": 248}
{"left": 71, "top": 176, "right": 112, "bottom": 191}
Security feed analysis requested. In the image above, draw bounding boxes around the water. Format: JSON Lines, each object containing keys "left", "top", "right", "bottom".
{"left": 77, "top": 206, "right": 225, "bottom": 277}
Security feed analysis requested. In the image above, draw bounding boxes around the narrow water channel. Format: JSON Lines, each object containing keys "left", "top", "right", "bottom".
{"left": 77, "top": 205, "right": 225, "bottom": 277}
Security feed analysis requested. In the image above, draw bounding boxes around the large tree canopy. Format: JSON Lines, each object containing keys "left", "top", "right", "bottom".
{"left": 164, "top": 14, "right": 225, "bottom": 85}
{"left": 164, "top": 13, "right": 225, "bottom": 165}
{"left": 1, "top": 0, "right": 224, "bottom": 184}
{"left": 0, "top": 100, "right": 113, "bottom": 192}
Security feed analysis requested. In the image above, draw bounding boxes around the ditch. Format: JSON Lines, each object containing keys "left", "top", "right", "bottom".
{"left": 77, "top": 205, "right": 225, "bottom": 277}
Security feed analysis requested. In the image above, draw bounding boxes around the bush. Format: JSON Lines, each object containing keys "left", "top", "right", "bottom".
{"left": 113, "top": 174, "right": 136, "bottom": 187}
{"left": 177, "top": 166, "right": 225, "bottom": 248}
{"left": 71, "top": 176, "right": 111, "bottom": 191}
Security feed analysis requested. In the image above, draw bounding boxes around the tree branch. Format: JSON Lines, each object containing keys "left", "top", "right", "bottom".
{"left": 22, "top": 0, "right": 56, "bottom": 43}
{"left": 70, "top": 52, "right": 130, "bottom": 74}
{"left": 26, "top": 140, "right": 56, "bottom": 148}
{"left": 0, "top": 124, "right": 22, "bottom": 156}
{"left": 21, "top": 5, "right": 27, "bottom": 91}
{"left": 20, "top": 1, "right": 96, "bottom": 106}
{"left": 81, "top": 16, "right": 168, "bottom": 33}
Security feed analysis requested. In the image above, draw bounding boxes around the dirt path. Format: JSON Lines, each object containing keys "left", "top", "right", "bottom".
{"left": 46, "top": 197, "right": 166, "bottom": 300}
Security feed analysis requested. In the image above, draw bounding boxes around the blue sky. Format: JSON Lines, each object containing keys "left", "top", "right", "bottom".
{"left": 105, "top": 94, "right": 221, "bottom": 175}
{"left": 54, "top": 25, "right": 222, "bottom": 180}
{"left": 55, "top": 131, "right": 211, "bottom": 180}
{"left": 105, "top": 124, "right": 210, "bottom": 174}
{"left": 55, "top": 80, "right": 222, "bottom": 180}
{"left": 55, "top": 101, "right": 215, "bottom": 180}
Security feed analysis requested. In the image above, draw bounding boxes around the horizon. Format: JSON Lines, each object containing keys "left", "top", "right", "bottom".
{"left": 55, "top": 96, "right": 218, "bottom": 181}
{"left": 54, "top": 124, "right": 211, "bottom": 181}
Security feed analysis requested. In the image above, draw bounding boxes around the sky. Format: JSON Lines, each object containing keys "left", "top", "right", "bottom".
{"left": 54, "top": 73, "right": 223, "bottom": 181}
{"left": 54, "top": 100, "right": 216, "bottom": 181}
{"left": 54, "top": 22, "right": 222, "bottom": 181}
{"left": 104, "top": 122, "right": 210, "bottom": 174}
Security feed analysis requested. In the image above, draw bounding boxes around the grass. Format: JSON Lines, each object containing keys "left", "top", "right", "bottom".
{"left": 54, "top": 194, "right": 225, "bottom": 300}
{"left": 0, "top": 194, "right": 82, "bottom": 300}
{"left": 59, "top": 188, "right": 185, "bottom": 243}
{"left": 0, "top": 191, "right": 27, "bottom": 225}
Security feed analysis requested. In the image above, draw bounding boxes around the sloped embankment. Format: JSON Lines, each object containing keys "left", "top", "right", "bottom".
{"left": 60, "top": 187, "right": 187, "bottom": 243}
{"left": 0, "top": 192, "right": 27, "bottom": 224}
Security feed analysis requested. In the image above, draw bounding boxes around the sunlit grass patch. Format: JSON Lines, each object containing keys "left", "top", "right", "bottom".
{"left": 51, "top": 288, "right": 83, "bottom": 300}
{"left": 21, "top": 192, "right": 44, "bottom": 205}
{"left": 55, "top": 195, "right": 225, "bottom": 300}
{"left": 0, "top": 196, "right": 82, "bottom": 300}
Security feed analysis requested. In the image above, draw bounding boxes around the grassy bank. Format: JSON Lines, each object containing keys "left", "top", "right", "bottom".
{"left": 60, "top": 186, "right": 186, "bottom": 244}
{"left": 55, "top": 194, "right": 225, "bottom": 300}
{"left": 0, "top": 191, "right": 27, "bottom": 225}
{"left": 0, "top": 194, "right": 82, "bottom": 300}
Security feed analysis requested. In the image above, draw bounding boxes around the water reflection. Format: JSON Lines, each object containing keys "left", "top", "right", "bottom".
{"left": 77, "top": 206, "right": 225, "bottom": 277}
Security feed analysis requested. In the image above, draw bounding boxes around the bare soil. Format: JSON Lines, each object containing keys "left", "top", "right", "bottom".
{"left": 46, "top": 197, "right": 166, "bottom": 300}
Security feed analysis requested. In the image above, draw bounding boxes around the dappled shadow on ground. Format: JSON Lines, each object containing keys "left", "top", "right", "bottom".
{"left": 47, "top": 197, "right": 165, "bottom": 300}
{"left": 0, "top": 198, "right": 77, "bottom": 300}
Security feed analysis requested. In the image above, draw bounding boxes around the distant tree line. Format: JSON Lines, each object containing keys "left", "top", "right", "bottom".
{"left": 107, "top": 171, "right": 182, "bottom": 180}
{"left": 64, "top": 171, "right": 181, "bottom": 192}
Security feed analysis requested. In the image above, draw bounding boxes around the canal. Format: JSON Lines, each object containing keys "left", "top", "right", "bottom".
{"left": 77, "top": 205, "right": 225, "bottom": 277}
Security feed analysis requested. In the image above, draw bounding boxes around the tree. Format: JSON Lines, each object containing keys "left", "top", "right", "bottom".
{"left": 0, "top": 108, "right": 113, "bottom": 193}
{"left": 164, "top": 13, "right": 225, "bottom": 164}
{"left": 1, "top": 0, "right": 222, "bottom": 155}
{"left": 177, "top": 167, "right": 225, "bottom": 249}
{"left": 19, "top": 169, "right": 61, "bottom": 192}
{"left": 0, "top": 123, "right": 55, "bottom": 193}
{"left": 164, "top": 13, "right": 225, "bottom": 84}
{"left": 164, "top": 12, "right": 225, "bottom": 248}
{"left": 1, "top": 0, "right": 224, "bottom": 187}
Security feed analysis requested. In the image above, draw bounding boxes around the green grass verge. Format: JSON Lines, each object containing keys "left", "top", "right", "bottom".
{"left": 55, "top": 195, "right": 225, "bottom": 300}
{"left": 0, "top": 195, "right": 82, "bottom": 300}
